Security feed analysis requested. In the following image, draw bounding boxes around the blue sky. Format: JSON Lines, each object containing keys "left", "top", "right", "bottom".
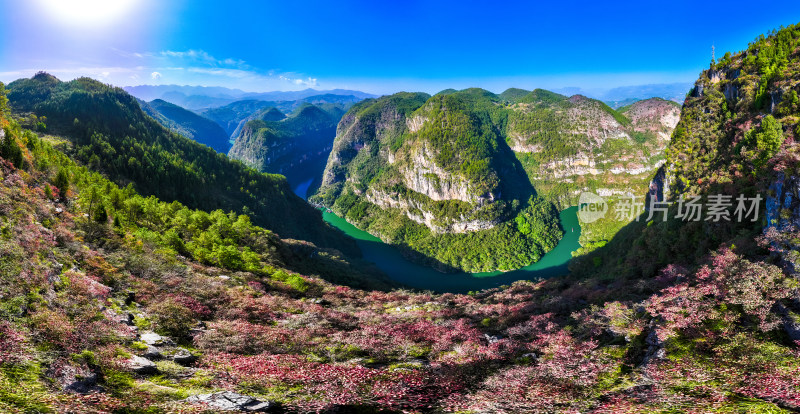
{"left": 2, "top": 0, "right": 800, "bottom": 94}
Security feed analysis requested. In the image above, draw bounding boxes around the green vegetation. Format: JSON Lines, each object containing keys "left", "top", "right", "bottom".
{"left": 573, "top": 23, "right": 800, "bottom": 281}
{"left": 3, "top": 23, "right": 800, "bottom": 414}
{"left": 744, "top": 26, "right": 799, "bottom": 110}
{"left": 229, "top": 104, "right": 337, "bottom": 172}
{"left": 6, "top": 73, "right": 357, "bottom": 254}
{"left": 740, "top": 114, "right": 784, "bottom": 169}
{"left": 140, "top": 98, "right": 231, "bottom": 152}
{"left": 227, "top": 103, "right": 342, "bottom": 190}
{"left": 315, "top": 89, "right": 569, "bottom": 272}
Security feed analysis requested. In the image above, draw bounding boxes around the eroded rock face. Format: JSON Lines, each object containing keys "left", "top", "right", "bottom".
{"left": 314, "top": 90, "right": 678, "bottom": 271}
{"left": 366, "top": 188, "right": 498, "bottom": 234}
{"left": 322, "top": 102, "right": 409, "bottom": 187}
{"left": 401, "top": 146, "right": 492, "bottom": 204}
{"left": 185, "top": 391, "right": 280, "bottom": 412}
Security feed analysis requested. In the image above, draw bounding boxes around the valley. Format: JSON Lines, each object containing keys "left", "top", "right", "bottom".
{"left": 127, "top": 81, "right": 677, "bottom": 278}
{"left": 120, "top": 77, "right": 683, "bottom": 282}
{"left": 313, "top": 88, "right": 680, "bottom": 273}
{"left": 4, "top": 6, "right": 800, "bottom": 412}
{"left": 295, "top": 179, "right": 581, "bottom": 292}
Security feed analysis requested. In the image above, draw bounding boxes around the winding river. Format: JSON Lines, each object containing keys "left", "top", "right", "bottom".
{"left": 294, "top": 178, "right": 581, "bottom": 293}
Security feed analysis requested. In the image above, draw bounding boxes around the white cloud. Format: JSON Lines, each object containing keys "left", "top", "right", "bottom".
{"left": 150, "top": 71, "right": 162, "bottom": 80}
{"left": 159, "top": 49, "right": 247, "bottom": 69}
{"left": 280, "top": 75, "right": 318, "bottom": 87}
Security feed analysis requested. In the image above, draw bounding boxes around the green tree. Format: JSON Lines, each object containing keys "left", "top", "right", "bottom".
{"left": 743, "top": 115, "right": 784, "bottom": 169}
{"left": 0, "top": 131, "right": 23, "bottom": 168}
{"left": 93, "top": 203, "right": 108, "bottom": 224}
{"left": 53, "top": 168, "right": 70, "bottom": 197}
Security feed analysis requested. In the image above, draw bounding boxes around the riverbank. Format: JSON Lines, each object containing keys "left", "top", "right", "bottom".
{"left": 294, "top": 178, "right": 581, "bottom": 293}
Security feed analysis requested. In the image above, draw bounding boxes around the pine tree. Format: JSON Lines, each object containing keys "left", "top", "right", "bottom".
{"left": 54, "top": 169, "right": 70, "bottom": 197}
{"left": 93, "top": 203, "right": 108, "bottom": 224}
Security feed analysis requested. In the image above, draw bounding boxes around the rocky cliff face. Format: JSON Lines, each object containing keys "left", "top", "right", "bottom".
{"left": 321, "top": 95, "right": 411, "bottom": 187}
{"left": 507, "top": 94, "right": 681, "bottom": 204}
{"left": 314, "top": 90, "right": 571, "bottom": 272}
{"left": 322, "top": 87, "right": 673, "bottom": 272}
{"left": 313, "top": 88, "right": 684, "bottom": 271}
{"left": 622, "top": 98, "right": 681, "bottom": 140}
{"left": 317, "top": 91, "right": 509, "bottom": 232}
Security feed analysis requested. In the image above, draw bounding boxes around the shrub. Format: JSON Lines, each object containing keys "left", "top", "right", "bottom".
{"left": 147, "top": 299, "right": 195, "bottom": 340}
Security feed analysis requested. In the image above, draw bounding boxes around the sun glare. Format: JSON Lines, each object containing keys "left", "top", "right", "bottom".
{"left": 35, "top": 0, "right": 139, "bottom": 26}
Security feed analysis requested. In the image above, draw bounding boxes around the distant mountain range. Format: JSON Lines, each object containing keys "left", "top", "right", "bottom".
{"left": 551, "top": 82, "right": 693, "bottom": 108}
{"left": 201, "top": 96, "right": 361, "bottom": 139}
{"left": 123, "top": 84, "right": 378, "bottom": 110}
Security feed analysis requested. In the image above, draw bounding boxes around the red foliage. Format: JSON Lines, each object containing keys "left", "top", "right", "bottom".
{"left": 646, "top": 248, "right": 791, "bottom": 341}
{"left": 0, "top": 321, "right": 26, "bottom": 364}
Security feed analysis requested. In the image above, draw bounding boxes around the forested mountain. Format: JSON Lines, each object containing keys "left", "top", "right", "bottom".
{"left": 5, "top": 73, "right": 358, "bottom": 254}
{"left": 139, "top": 98, "right": 231, "bottom": 152}
{"left": 313, "top": 88, "right": 680, "bottom": 272}
{"left": 228, "top": 104, "right": 342, "bottom": 189}
{"left": 200, "top": 99, "right": 279, "bottom": 136}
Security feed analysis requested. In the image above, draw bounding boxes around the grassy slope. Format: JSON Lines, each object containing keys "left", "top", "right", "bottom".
{"left": 2, "top": 100, "right": 800, "bottom": 412}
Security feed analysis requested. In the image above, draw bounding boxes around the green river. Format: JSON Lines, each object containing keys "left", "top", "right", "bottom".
{"left": 294, "top": 179, "right": 581, "bottom": 293}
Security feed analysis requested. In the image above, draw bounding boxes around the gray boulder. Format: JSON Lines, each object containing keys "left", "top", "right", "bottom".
{"left": 185, "top": 391, "right": 280, "bottom": 412}
{"left": 140, "top": 331, "right": 174, "bottom": 346}
{"left": 128, "top": 356, "right": 158, "bottom": 375}
{"left": 143, "top": 345, "right": 162, "bottom": 360}
{"left": 172, "top": 348, "right": 198, "bottom": 365}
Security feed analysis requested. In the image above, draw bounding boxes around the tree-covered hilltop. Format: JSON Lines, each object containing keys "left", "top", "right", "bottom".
{"left": 228, "top": 103, "right": 342, "bottom": 189}
{"left": 5, "top": 73, "right": 359, "bottom": 255}
{"left": 314, "top": 87, "right": 680, "bottom": 272}
{"left": 139, "top": 98, "right": 232, "bottom": 153}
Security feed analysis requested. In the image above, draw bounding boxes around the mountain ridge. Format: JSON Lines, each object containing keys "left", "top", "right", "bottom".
{"left": 124, "top": 84, "right": 378, "bottom": 110}
{"left": 138, "top": 98, "right": 231, "bottom": 152}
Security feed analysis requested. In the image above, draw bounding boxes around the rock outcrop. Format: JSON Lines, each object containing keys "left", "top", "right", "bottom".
{"left": 185, "top": 391, "right": 281, "bottom": 412}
